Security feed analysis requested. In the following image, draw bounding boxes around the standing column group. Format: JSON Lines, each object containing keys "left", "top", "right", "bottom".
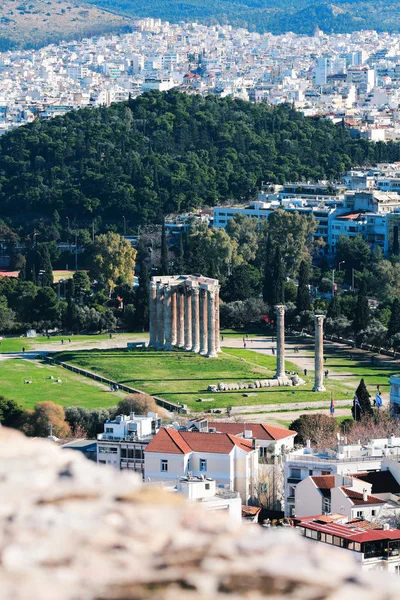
{"left": 149, "top": 278, "right": 220, "bottom": 357}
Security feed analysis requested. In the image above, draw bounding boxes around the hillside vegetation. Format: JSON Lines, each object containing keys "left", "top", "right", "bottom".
{"left": 87, "top": 0, "right": 400, "bottom": 35}
{"left": 0, "top": 90, "right": 399, "bottom": 231}
{"left": 0, "top": 0, "right": 132, "bottom": 50}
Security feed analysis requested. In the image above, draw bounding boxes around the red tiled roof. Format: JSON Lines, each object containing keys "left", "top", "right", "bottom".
{"left": 296, "top": 515, "right": 400, "bottom": 543}
{"left": 311, "top": 475, "right": 336, "bottom": 498}
{"left": 208, "top": 422, "right": 296, "bottom": 441}
{"left": 145, "top": 428, "right": 253, "bottom": 454}
{"left": 340, "top": 487, "right": 385, "bottom": 506}
{"left": 336, "top": 212, "right": 364, "bottom": 220}
{"left": 145, "top": 428, "right": 192, "bottom": 454}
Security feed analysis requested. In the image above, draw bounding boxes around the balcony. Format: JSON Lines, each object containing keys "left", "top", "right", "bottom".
{"left": 287, "top": 477, "right": 302, "bottom": 484}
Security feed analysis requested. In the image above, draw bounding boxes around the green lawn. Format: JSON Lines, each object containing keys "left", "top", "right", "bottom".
{"left": 0, "top": 332, "right": 145, "bottom": 353}
{"left": 0, "top": 358, "right": 123, "bottom": 409}
{"left": 55, "top": 347, "right": 354, "bottom": 412}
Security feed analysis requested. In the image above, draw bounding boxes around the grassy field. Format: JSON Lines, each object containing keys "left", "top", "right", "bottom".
{"left": 55, "top": 347, "right": 354, "bottom": 412}
{"left": 0, "top": 359, "right": 123, "bottom": 410}
{"left": 0, "top": 332, "right": 143, "bottom": 353}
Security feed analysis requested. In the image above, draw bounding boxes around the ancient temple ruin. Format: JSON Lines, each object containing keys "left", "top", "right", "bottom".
{"left": 149, "top": 275, "right": 220, "bottom": 358}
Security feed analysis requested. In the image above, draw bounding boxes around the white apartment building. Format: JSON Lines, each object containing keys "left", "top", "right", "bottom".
{"left": 144, "top": 427, "right": 259, "bottom": 504}
{"left": 97, "top": 412, "right": 161, "bottom": 474}
{"left": 284, "top": 438, "right": 400, "bottom": 517}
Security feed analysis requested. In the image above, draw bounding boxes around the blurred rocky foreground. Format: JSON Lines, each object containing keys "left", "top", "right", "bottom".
{"left": 0, "top": 428, "right": 398, "bottom": 600}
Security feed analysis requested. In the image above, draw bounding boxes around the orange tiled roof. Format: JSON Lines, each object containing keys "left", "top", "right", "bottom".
{"left": 208, "top": 422, "right": 296, "bottom": 441}
{"left": 145, "top": 428, "right": 254, "bottom": 454}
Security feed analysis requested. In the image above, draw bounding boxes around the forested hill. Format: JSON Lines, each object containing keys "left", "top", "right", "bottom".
{"left": 87, "top": 0, "right": 400, "bottom": 35}
{"left": 0, "top": 90, "right": 398, "bottom": 230}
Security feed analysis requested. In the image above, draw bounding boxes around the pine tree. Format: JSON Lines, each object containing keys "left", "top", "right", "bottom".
{"left": 327, "top": 295, "right": 341, "bottom": 319}
{"left": 176, "top": 234, "right": 185, "bottom": 273}
{"left": 271, "top": 246, "right": 285, "bottom": 306}
{"left": 388, "top": 298, "right": 400, "bottom": 339}
{"left": 135, "top": 261, "right": 150, "bottom": 331}
{"left": 160, "top": 220, "right": 169, "bottom": 276}
{"left": 296, "top": 260, "right": 311, "bottom": 313}
{"left": 352, "top": 282, "right": 369, "bottom": 334}
{"left": 352, "top": 378, "right": 372, "bottom": 420}
{"left": 263, "top": 236, "right": 273, "bottom": 304}
{"left": 38, "top": 244, "right": 54, "bottom": 287}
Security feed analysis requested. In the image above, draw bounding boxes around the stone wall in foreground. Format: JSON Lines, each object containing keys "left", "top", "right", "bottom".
{"left": 0, "top": 427, "right": 398, "bottom": 600}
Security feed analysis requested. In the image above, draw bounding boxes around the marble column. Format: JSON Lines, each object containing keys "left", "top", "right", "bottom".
{"left": 155, "top": 283, "right": 164, "bottom": 349}
{"left": 214, "top": 284, "right": 221, "bottom": 353}
{"left": 199, "top": 289, "right": 208, "bottom": 355}
{"left": 149, "top": 280, "right": 157, "bottom": 347}
{"left": 184, "top": 288, "right": 192, "bottom": 350}
{"left": 171, "top": 289, "right": 177, "bottom": 347}
{"left": 177, "top": 289, "right": 185, "bottom": 348}
{"left": 313, "top": 314, "right": 326, "bottom": 392}
{"left": 207, "top": 288, "right": 217, "bottom": 358}
{"left": 191, "top": 285, "right": 200, "bottom": 353}
{"left": 274, "top": 305, "right": 286, "bottom": 379}
{"left": 163, "top": 284, "right": 172, "bottom": 350}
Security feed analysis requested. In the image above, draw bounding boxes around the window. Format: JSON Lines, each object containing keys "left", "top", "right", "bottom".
{"left": 98, "top": 446, "right": 118, "bottom": 454}
{"left": 205, "top": 483, "right": 210, "bottom": 490}
{"left": 308, "top": 470, "right": 313, "bottom": 476}
{"left": 199, "top": 459, "right": 207, "bottom": 472}
{"left": 105, "top": 427, "right": 113, "bottom": 433}
{"left": 290, "top": 468, "right": 301, "bottom": 479}
{"left": 357, "top": 510, "right": 363, "bottom": 518}
{"left": 121, "top": 448, "right": 127, "bottom": 458}
{"left": 372, "top": 510, "right": 376, "bottom": 517}
{"left": 259, "top": 447, "right": 268, "bottom": 458}
{"left": 99, "top": 460, "right": 106, "bottom": 464}
{"left": 260, "top": 483, "right": 267, "bottom": 493}
{"left": 395, "top": 566, "right": 400, "bottom": 576}
{"left": 161, "top": 459, "right": 168, "bottom": 472}
{"left": 323, "top": 497, "right": 331, "bottom": 513}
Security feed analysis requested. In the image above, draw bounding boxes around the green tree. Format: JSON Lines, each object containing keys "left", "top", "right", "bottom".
{"left": 352, "top": 378, "right": 373, "bottom": 420}
{"left": 353, "top": 283, "right": 370, "bottom": 334}
{"left": 32, "top": 287, "right": 59, "bottom": 332}
{"left": 271, "top": 246, "right": 285, "bottom": 306}
{"left": 388, "top": 298, "right": 400, "bottom": 340}
{"left": 296, "top": 260, "right": 311, "bottom": 313}
{"left": 0, "top": 295, "right": 15, "bottom": 332}
{"left": 327, "top": 294, "right": 341, "bottom": 319}
{"left": 0, "top": 396, "right": 24, "bottom": 428}
{"left": 87, "top": 232, "right": 137, "bottom": 296}
{"left": 72, "top": 271, "right": 91, "bottom": 303}
{"left": 226, "top": 214, "right": 259, "bottom": 263}
{"left": 222, "top": 263, "right": 261, "bottom": 302}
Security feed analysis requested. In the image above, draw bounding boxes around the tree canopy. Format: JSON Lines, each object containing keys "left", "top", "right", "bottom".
{"left": 0, "top": 91, "right": 394, "bottom": 234}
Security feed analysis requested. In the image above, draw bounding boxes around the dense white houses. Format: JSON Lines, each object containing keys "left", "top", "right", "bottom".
{"left": 144, "top": 427, "right": 259, "bottom": 503}
{"left": 97, "top": 412, "right": 161, "bottom": 473}
{"left": 284, "top": 438, "right": 400, "bottom": 517}
{"left": 294, "top": 514, "right": 400, "bottom": 572}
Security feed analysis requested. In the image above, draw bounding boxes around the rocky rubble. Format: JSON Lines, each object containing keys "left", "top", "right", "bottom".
{"left": 0, "top": 427, "right": 398, "bottom": 600}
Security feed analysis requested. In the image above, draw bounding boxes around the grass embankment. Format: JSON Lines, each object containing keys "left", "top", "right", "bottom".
{"left": 55, "top": 347, "right": 354, "bottom": 412}
{"left": 0, "top": 359, "right": 122, "bottom": 409}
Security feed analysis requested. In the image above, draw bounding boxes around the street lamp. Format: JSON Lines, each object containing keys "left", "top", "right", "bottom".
{"left": 338, "top": 261, "right": 345, "bottom": 271}
{"left": 332, "top": 269, "right": 336, "bottom": 298}
{"left": 122, "top": 215, "right": 127, "bottom": 237}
